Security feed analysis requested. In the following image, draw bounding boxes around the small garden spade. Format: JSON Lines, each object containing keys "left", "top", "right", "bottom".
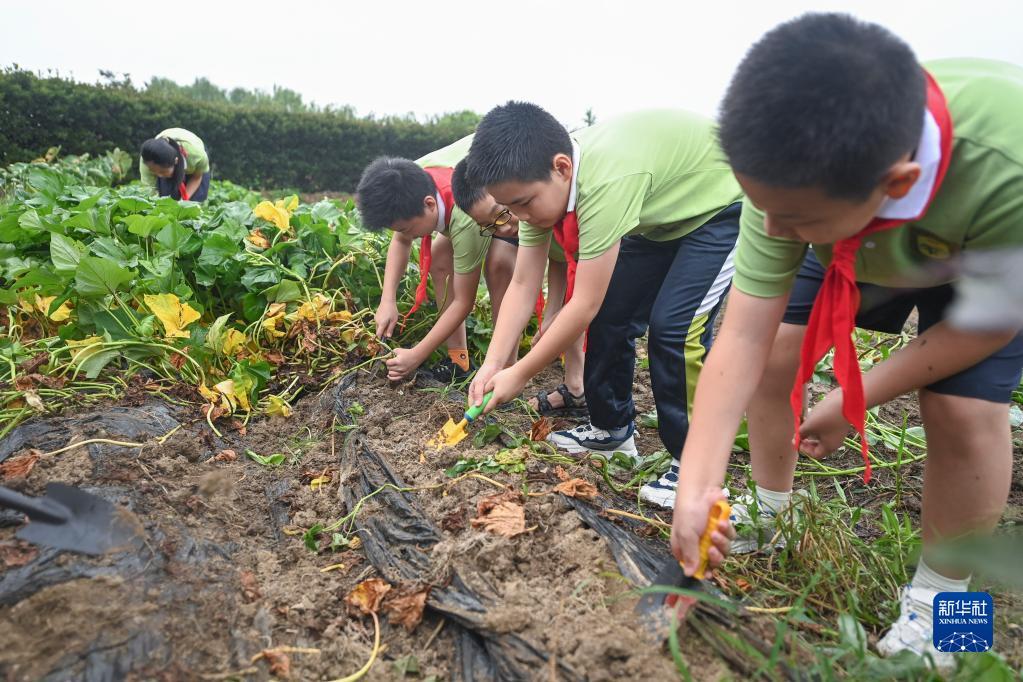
{"left": 428, "top": 392, "right": 493, "bottom": 448}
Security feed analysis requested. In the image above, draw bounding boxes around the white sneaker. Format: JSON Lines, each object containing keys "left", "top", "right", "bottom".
{"left": 547, "top": 422, "right": 639, "bottom": 460}
{"left": 728, "top": 490, "right": 809, "bottom": 554}
{"left": 877, "top": 586, "right": 956, "bottom": 673}
{"left": 639, "top": 463, "right": 730, "bottom": 510}
{"left": 639, "top": 461, "right": 680, "bottom": 508}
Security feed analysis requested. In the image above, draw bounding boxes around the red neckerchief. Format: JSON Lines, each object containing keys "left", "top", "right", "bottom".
{"left": 401, "top": 166, "right": 455, "bottom": 328}
{"left": 791, "top": 71, "right": 953, "bottom": 483}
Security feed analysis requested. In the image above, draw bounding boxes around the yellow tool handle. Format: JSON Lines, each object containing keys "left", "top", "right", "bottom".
{"left": 692, "top": 499, "right": 731, "bottom": 580}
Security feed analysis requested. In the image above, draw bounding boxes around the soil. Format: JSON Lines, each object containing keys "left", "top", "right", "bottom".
{"left": 0, "top": 368, "right": 727, "bottom": 681}
{"left": 1, "top": 327, "right": 1020, "bottom": 679}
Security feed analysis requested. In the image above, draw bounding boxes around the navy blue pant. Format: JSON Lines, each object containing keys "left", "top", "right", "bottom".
{"left": 785, "top": 249, "right": 1023, "bottom": 402}
{"left": 157, "top": 172, "right": 211, "bottom": 202}
{"left": 584, "top": 202, "right": 741, "bottom": 457}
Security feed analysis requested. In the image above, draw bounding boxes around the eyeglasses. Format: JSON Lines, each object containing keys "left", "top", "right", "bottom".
{"left": 479, "top": 208, "right": 512, "bottom": 236}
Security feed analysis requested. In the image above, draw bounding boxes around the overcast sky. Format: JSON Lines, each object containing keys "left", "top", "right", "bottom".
{"left": 3, "top": 0, "right": 1022, "bottom": 128}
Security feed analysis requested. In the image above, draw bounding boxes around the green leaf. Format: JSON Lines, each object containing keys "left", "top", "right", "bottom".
{"left": 261, "top": 279, "right": 303, "bottom": 303}
{"left": 154, "top": 197, "right": 201, "bottom": 220}
{"left": 64, "top": 208, "right": 111, "bottom": 235}
{"left": 303, "top": 523, "right": 323, "bottom": 552}
{"left": 77, "top": 189, "right": 108, "bottom": 210}
{"left": 90, "top": 236, "right": 139, "bottom": 266}
{"left": 74, "top": 256, "right": 135, "bottom": 298}
{"left": 240, "top": 293, "right": 266, "bottom": 322}
{"left": 18, "top": 209, "right": 45, "bottom": 232}
{"left": 240, "top": 266, "right": 280, "bottom": 291}
{"left": 78, "top": 348, "right": 121, "bottom": 379}
{"left": 50, "top": 233, "right": 88, "bottom": 274}
{"left": 117, "top": 196, "right": 154, "bottom": 213}
{"left": 197, "top": 233, "right": 242, "bottom": 269}
{"left": 0, "top": 212, "right": 31, "bottom": 243}
{"left": 154, "top": 222, "right": 195, "bottom": 254}
{"left": 245, "top": 449, "right": 286, "bottom": 468}
{"left": 311, "top": 199, "right": 342, "bottom": 224}
{"left": 123, "top": 214, "right": 170, "bottom": 238}
{"left": 392, "top": 655, "right": 420, "bottom": 677}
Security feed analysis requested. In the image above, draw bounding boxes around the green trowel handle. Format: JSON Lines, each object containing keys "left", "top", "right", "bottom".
{"left": 465, "top": 392, "right": 494, "bottom": 422}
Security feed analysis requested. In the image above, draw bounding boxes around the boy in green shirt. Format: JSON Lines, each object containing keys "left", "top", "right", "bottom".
{"left": 670, "top": 13, "right": 1023, "bottom": 671}
{"left": 356, "top": 138, "right": 519, "bottom": 382}
{"left": 465, "top": 104, "right": 743, "bottom": 508}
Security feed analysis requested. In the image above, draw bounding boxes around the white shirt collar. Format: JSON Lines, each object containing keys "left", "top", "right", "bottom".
{"left": 876, "top": 108, "right": 943, "bottom": 220}
{"left": 434, "top": 192, "right": 447, "bottom": 233}
{"left": 566, "top": 140, "right": 581, "bottom": 213}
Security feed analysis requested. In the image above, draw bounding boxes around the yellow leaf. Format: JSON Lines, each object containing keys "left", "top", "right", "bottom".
{"left": 294, "top": 293, "right": 331, "bottom": 322}
{"left": 341, "top": 329, "right": 356, "bottom": 344}
{"left": 213, "top": 379, "right": 250, "bottom": 413}
{"left": 245, "top": 229, "right": 271, "bottom": 249}
{"left": 262, "top": 314, "right": 287, "bottom": 340}
{"left": 309, "top": 475, "right": 330, "bottom": 490}
{"left": 34, "top": 294, "right": 72, "bottom": 322}
{"left": 328, "top": 310, "right": 353, "bottom": 323}
{"left": 66, "top": 336, "right": 104, "bottom": 366}
{"left": 222, "top": 329, "right": 247, "bottom": 357}
{"left": 266, "top": 395, "right": 292, "bottom": 418}
{"left": 198, "top": 382, "right": 218, "bottom": 402}
{"left": 253, "top": 198, "right": 295, "bottom": 232}
{"left": 144, "top": 293, "right": 201, "bottom": 338}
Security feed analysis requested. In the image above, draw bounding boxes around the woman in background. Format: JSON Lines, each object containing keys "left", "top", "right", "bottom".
{"left": 139, "top": 128, "right": 210, "bottom": 201}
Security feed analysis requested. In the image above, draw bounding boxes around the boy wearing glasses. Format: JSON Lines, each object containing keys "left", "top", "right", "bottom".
{"left": 357, "top": 139, "right": 525, "bottom": 382}
{"left": 465, "top": 105, "right": 742, "bottom": 508}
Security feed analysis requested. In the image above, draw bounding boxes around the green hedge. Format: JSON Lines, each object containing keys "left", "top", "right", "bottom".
{"left": 0, "top": 69, "right": 476, "bottom": 192}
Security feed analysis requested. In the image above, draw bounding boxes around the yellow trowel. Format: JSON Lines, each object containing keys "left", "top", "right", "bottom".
{"left": 428, "top": 392, "right": 493, "bottom": 448}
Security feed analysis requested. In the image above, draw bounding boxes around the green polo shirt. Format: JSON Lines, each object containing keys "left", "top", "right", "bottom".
{"left": 733, "top": 58, "right": 1023, "bottom": 298}
{"left": 517, "top": 109, "right": 743, "bottom": 259}
{"left": 415, "top": 134, "right": 490, "bottom": 274}
{"left": 138, "top": 128, "right": 209, "bottom": 188}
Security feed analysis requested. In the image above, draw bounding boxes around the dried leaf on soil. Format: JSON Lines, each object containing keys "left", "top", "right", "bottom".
{"left": 240, "top": 570, "right": 262, "bottom": 602}
{"left": 471, "top": 491, "right": 527, "bottom": 538}
{"left": 554, "top": 478, "right": 599, "bottom": 500}
{"left": 0, "top": 449, "right": 41, "bottom": 480}
{"left": 553, "top": 465, "right": 570, "bottom": 482}
{"left": 23, "top": 390, "right": 44, "bottom": 412}
{"left": 384, "top": 586, "right": 430, "bottom": 632}
{"left": 441, "top": 506, "right": 466, "bottom": 533}
{"left": 259, "top": 649, "right": 290, "bottom": 677}
{"left": 345, "top": 578, "right": 392, "bottom": 615}
{"left": 0, "top": 540, "right": 38, "bottom": 568}
{"left": 213, "top": 449, "right": 238, "bottom": 462}
{"left": 530, "top": 417, "right": 554, "bottom": 442}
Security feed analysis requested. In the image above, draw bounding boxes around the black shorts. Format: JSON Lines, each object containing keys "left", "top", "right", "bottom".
{"left": 157, "top": 172, "right": 211, "bottom": 202}
{"left": 783, "top": 249, "right": 1023, "bottom": 403}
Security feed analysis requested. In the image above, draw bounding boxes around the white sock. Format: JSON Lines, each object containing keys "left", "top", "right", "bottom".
{"left": 906, "top": 560, "right": 972, "bottom": 621}
{"left": 754, "top": 485, "right": 791, "bottom": 515}
{"left": 912, "top": 559, "right": 971, "bottom": 594}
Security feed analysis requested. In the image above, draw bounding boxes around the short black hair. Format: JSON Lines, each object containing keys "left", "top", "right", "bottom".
{"left": 718, "top": 13, "right": 926, "bottom": 201}
{"left": 355, "top": 157, "right": 436, "bottom": 231}
{"left": 451, "top": 159, "right": 484, "bottom": 213}
{"left": 466, "top": 101, "right": 572, "bottom": 188}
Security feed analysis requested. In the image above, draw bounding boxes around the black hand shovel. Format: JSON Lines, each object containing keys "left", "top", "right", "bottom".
{"left": 0, "top": 482, "right": 142, "bottom": 555}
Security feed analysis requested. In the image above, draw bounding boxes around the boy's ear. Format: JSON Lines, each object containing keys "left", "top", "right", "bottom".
{"left": 422, "top": 195, "right": 438, "bottom": 213}
{"left": 552, "top": 152, "right": 573, "bottom": 180}
{"left": 883, "top": 160, "right": 921, "bottom": 200}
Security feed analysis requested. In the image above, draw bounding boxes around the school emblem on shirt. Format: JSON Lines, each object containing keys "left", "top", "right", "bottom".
{"left": 910, "top": 228, "right": 955, "bottom": 260}
{"left": 933, "top": 592, "right": 994, "bottom": 653}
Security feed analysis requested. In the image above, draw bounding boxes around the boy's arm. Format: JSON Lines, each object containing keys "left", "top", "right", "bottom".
{"left": 376, "top": 232, "right": 415, "bottom": 338}
{"left": 469, "top": 242, "right": 619, "bottom": 408}
{"left": 385, "top": 270, "right": 480, "bottom": 381}
{"left": 671, "top": 289, "right": 790, "bottom": 573}
{"left": 467, "top": 243, "right": 549, "bottom": 404}
{"left": 798, "top": 320, "right": 1020, "bottom": 455}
